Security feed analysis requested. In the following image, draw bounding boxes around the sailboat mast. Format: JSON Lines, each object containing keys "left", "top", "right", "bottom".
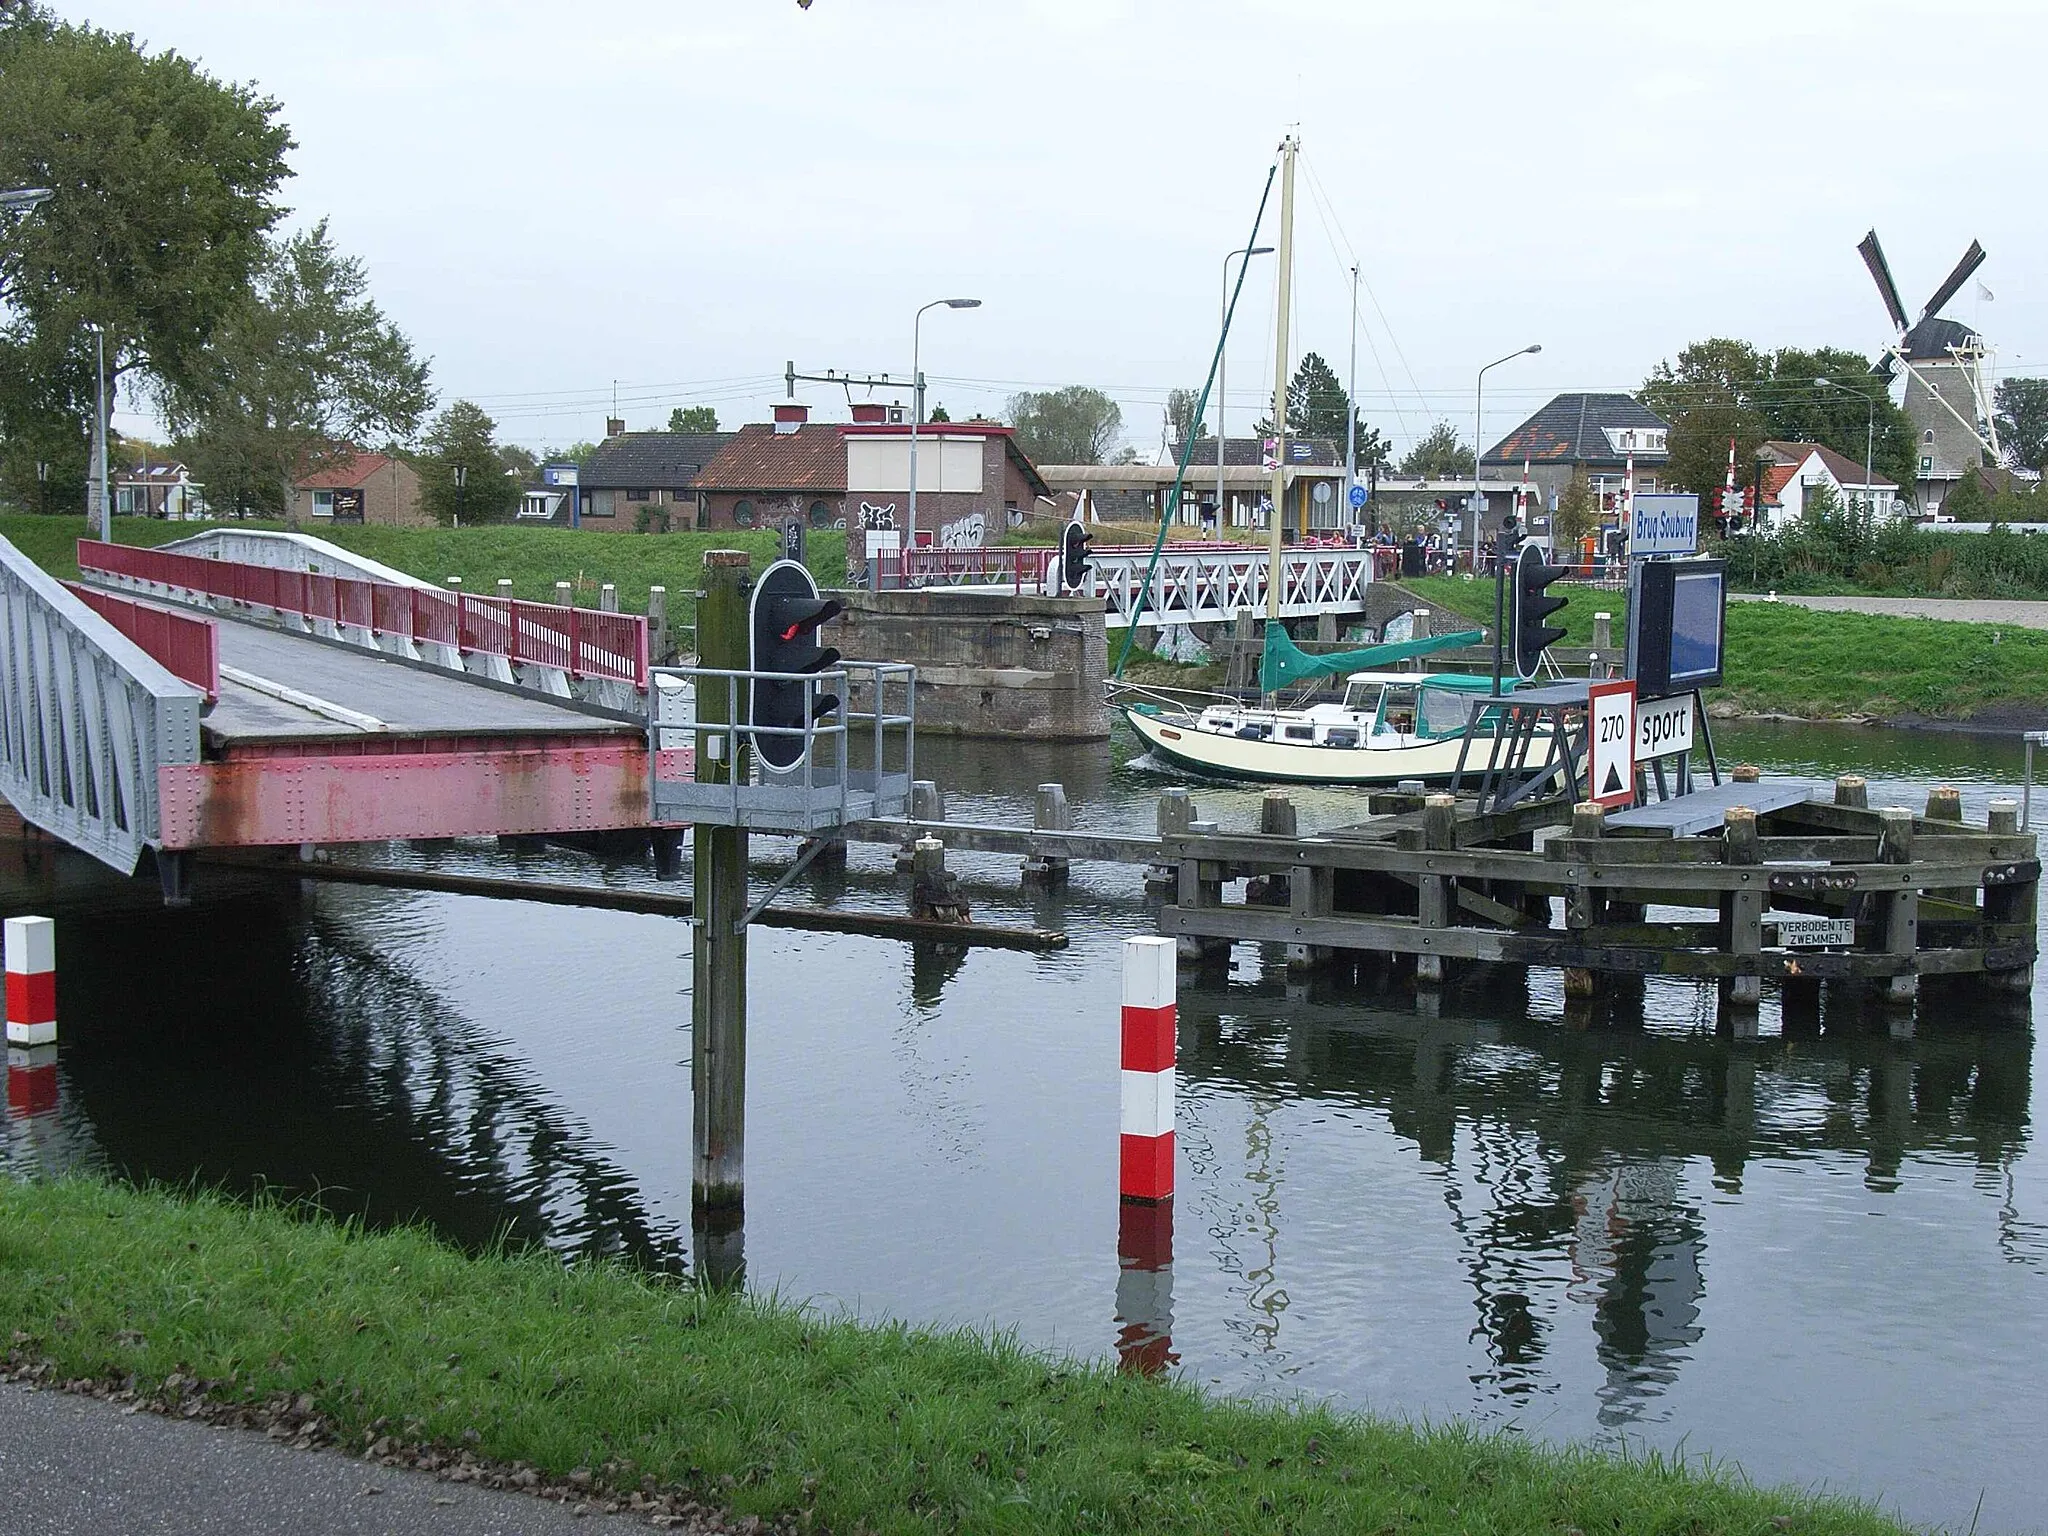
{"left": 1266, "top": 135, "right": 1297, "bottom": 621}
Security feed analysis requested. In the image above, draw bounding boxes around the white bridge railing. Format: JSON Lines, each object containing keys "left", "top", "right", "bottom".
{"left": 0, "top": 537, "right": 204, "bottom": 873}
{"left": 897, "top": 543, "right": 1380, "bottom": 628}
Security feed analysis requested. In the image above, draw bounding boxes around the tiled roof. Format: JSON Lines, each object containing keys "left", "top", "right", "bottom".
{"left": 581, "top": 432, "right": 735, "bottom": 490}
{"left": 694, "top": 424, "right": 847, "bottom": 492}
{"left": 1481, "top": 394, "right": 1672, "bottom": 467}
{"left": 296, "top": 451, "right": 400, "bottom": 490}
{"left": 1761, "top": 465, "right": 1798, "bottom": 504}
{"left": 1178, "top": 436, "right": 1343, "bottom": 467}
{"left": 1760, "top": 440, "right": 1897, "bottom": 490}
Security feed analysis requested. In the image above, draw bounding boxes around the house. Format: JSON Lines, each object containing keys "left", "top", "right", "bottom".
{"left": 1153, "top": 436, "right": 1346, "bottom": 532}
{"left": 1481, "top": 393, "right": 1675, "bottom": 534}
{"left": 113, "top": 462, "right": 205, "bottom": 519}
{"left": 516, "top": 462, "right": 584, "bottom": 525}
{"left": 290, "top": 452, "right": 428, "bottom": 526}
{"left": 1754, "top": 440, "right": 1902, "bottom": 529}
{"left": 692, "top": 403, "right": 1052, "bottom": 548}
{"left": 577, "top": 431, "right": 734, "bottom": 530}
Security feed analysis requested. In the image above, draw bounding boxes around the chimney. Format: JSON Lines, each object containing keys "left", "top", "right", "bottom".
{"left": 772, "top": 402, "right": 809, "bottom": 435}
{"left": 850, "top": 402, "right": 887, "bottom": 425}
{"left": 605, "top": 417, "right": 625, "bottom": 437}
{"left": 887, "top": 401, "right": 907, "bottom": 425}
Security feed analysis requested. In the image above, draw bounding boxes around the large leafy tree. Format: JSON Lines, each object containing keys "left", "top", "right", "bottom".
{"left": 1164, "top": 387, "right": 1205, "bottom": 450}
{"left": 668, "top": 405, "right": 718, "bottom": 432}
{"left": 418, "top": 401, "right": 520, "bottom": 525}
{"left": 166, "top": 221, "right": 431, "bottom": 516}
{"left": 1005, "top": 385, "right": 1122, "bottom": 465}
{"left": 1995, "top": 378, "right": 2048, "bottom": 470}
{"left": 1398, "top": 421, "right": 1475, "bottom": 478}
{"left": 1641, "top": 338, "right": 1915, "bottom": 500}
{"left": 0, "top": 5, "right": 293, "bottom": 506}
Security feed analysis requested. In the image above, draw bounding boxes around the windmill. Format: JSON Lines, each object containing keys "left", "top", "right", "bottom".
{"left": 1856, "top": 231, "right": 1999, "bottom": 497}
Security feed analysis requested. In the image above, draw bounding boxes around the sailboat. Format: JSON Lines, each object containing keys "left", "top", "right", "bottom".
{"left": 1119, "top": 135, "right": 1544, "bottom": 787}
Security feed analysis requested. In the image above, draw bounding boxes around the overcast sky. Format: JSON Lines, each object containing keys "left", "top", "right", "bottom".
{"left": 93, "top": 0, "right": 2048, "bottom": 459}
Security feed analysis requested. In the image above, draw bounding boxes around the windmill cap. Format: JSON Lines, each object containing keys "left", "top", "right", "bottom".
{"left": 1900, "top": 315, "right": 1981, "bottom": 361}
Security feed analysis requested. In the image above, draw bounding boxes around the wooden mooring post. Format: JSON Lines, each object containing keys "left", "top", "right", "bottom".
{"left": 1413, "top": 794, "right": 1456, "bottom": 986}
{"left": 1722, "top": 803, "right": 1763, "bottom": 1026}
{"left": 1563, "top": 800, "right": 1605, "bottom": 1000}
{"left": 692, "top": 551, "right": 751, "bottom": 1275}
{"left": 1876, "top": 806, "right": 1919, "bottom": 1008}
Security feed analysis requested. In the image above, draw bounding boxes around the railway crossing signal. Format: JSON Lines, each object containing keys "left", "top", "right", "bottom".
{"left": 1511, "top": 543, "right": 1569, "bottom": 679}
{"left": 749, "top": 559, "right": 842, "bottom": 770}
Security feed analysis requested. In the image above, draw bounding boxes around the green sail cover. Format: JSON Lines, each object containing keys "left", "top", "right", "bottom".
{"left": 1260, "top": 622, "right": 1486, "bottom": 696}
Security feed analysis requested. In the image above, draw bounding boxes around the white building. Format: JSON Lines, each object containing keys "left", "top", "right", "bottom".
{"left": 1756, "top": 440, "right": 1902, "bottom": 529}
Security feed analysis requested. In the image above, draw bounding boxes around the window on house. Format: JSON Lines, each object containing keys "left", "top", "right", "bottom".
{"left": 1923, "top": 430, "right": 1935, "bottom": 444}
{"left": 808, "top": 499, "right": 834, "bottom": 528}
{"left": 312, "top": 490, "right": 334, "bottom": 517}
{"left": 626, "top": 488, "right": 651, "bottom": 502}
{"left": 733, "top": 499, "right": 756, "bottom": 527}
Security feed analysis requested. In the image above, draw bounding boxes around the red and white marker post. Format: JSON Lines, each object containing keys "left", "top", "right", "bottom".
{"left": 1119, "top": 936, "right": 1176, "bottom": 1202}
{"left": 1115, "top": 936, "right": 1177, "bottom": 1372}
{"left": 5, "top": 915, "right": 55, "bottom": 1048}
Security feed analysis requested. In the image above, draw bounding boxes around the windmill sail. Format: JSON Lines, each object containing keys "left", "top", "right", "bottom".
{"left": 1857, "top": 230, "right": 1908, "bottom": 334}
{"left": 1919, "top": 239, "right": 1986, "bottom": 321}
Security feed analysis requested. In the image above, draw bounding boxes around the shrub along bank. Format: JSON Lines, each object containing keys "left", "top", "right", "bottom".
{"left": 0, "top": 1178, "right": 1909, "bottom": 1536}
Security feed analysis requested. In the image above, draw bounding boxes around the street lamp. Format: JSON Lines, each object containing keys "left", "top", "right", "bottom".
{"left": 85, "top": 322, "right": 109, "bottom": 542}
{"left": 1218, "top": 245, "right": 1274, "bottom": 531}
{"left": 1815, "top": 376, "right": 1878, "bottom": 515}
{"left": 0, "top": 187, "right": 53, "bottom": 212}
{"left": 1473, "top": 344, "right": 1540, "bottom": 571}
{"left": 907, "top": 297, "right": 982, "bottom": 571}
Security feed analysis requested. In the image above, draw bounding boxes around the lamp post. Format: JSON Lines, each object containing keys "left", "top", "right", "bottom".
{"left": 1815, "top": 376, "right": 1878, "bottom": 515}
{"left": 907, "top": 297, "right": 981, "bottom": 573}
{"left": 86, "top": 322, "right": 109, "bottom": 542}
{"left": 1218, "top": 245, "right": 1273, "bottom": 530}
{"left": 1473, "top": 343, "right": 1540, "bottom": 574}
{"left": 0, "top": 188, "right": 53, "bottom": 212}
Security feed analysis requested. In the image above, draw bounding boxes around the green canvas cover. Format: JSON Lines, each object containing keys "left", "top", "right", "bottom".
{"left": 1259, "top": 622, "right": 1487, "bottom": 696}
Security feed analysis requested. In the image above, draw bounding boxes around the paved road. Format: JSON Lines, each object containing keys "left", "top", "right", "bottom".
{"left": 0, "top": 1382, "right": 649, "bottom": 1534}
{"left": 1729, "top": 593, "right": 2048, "bottom": 630}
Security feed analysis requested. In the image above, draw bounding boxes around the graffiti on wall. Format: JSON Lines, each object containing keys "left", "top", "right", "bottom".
{"left": 938, "top": 510, "right": 986, "bottom": 550}
{"left": 859, "top": 502, "right": 898, "bottom": 530}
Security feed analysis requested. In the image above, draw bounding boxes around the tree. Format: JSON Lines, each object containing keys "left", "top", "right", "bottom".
{"left": 164, "top": 221, "right": 431, "bottom": 516}
{"left": 497, "top": 443, "right": 539, "bottom": 482}
{"left": 1005, "top": 385, "right": 1122, "bottom": 465}
{"left": 927, "top": 403, "right": 950, "bottom": 423}
{"left": 0, "top": 6, "right": 293, "bottom": 507}
{"left": 1398, "top": 421, "right": 1475, "bottom": 479}
{"left": 1641, "top": 338, "right": 1915, "bottom": 501}
{"left": 1253, "top": 352, "right": 1389, "bottom": 471}
{"left": 668, "top": 405, "right": 718, "bottom": 432}
{"left": 1995, "top": 378, "right": 2048, "bottom": 470}
{"left": 1164, "top": 387, "right": 1206, "bottom": 450}
{"left": 418, "top": 401, "right": 520, "bottom": 525}
{"left": 1552, "top": 465, "right": 1596, "bottom": 552}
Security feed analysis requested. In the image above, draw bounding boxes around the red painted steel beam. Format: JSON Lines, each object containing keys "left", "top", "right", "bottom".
{"left": 156, "top": 745, "right": 691, "bottom": 848}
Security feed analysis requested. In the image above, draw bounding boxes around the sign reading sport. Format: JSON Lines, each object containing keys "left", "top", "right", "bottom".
{"left": 1629, "top": 493, "right": 1699, "bottom": 557}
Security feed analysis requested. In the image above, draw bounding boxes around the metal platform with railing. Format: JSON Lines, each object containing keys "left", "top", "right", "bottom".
{"left": 649, "top": 662, "right": 916, "bottom": 833}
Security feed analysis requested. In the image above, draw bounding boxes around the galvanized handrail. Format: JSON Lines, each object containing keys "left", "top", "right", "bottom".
{"left": 0, "top": 536, "right": 204, "bottom": 873}
{"left": 649, "top": 661, "right": 916, "bottom": 833}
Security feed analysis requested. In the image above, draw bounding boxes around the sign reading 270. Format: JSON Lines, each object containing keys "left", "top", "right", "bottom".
{"left": 1587, "top": 679, "right": 1637, "bottom": 808}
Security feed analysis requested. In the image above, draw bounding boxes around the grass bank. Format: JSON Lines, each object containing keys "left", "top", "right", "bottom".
{"left": 1393, "top": 574, "right": 2048, "bottom": 722}
{"left": 0, "top": 514, "right": 848, "bottom": 617}
{"left": 0, "top": 1179, "right": 1908, "bottom": 1535}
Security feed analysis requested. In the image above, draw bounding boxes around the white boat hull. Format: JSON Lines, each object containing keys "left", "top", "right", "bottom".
{"left": 1124, "top": 706, "right": 1536, "bottom": 786}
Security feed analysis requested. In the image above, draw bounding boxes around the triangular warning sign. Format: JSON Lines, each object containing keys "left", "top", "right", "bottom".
{"left": 1602, "top": 762, "right": 1625, "bottom": 796}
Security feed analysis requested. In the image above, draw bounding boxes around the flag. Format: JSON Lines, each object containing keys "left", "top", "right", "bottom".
{"left": 1978, "top": 281, "right": 1995, "bottom": 302}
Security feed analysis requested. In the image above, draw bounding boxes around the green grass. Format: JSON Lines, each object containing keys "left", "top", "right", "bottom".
{"left": 0, "top": 1178, "right": 1911, "bottom": 1535}
{"left": 1396, "top": 574, "right": 1627, "bottom": 648}
{"left": 0, "top": 514, "right": 847, "bottom": 617}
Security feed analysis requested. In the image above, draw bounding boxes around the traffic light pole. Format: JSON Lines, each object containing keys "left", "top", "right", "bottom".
{"left": 693, "top": 550, "right": 751, "bottom": 1279}
{"left": 1491, "top": 555, "right": 1506, "bottom": 697}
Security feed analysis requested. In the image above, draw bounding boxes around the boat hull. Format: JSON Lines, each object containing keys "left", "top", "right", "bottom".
{"left": 1124, "top": 706, "right": 1531, "bottom": 786}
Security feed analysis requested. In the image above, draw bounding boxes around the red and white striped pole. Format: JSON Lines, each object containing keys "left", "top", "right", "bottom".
{"left": 5, "top": 916, "right": 55, "bottom": 1048}
{"left": 1116, "top": 936, "right": 1176, "bottom": 1373}
{"left": 1119, "top": 936, "right": 1175, "bottom": 1203}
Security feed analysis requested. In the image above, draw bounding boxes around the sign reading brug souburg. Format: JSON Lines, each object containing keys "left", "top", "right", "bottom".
{"left": 1628, "top": 492, "right": 1699, "bottom": 557}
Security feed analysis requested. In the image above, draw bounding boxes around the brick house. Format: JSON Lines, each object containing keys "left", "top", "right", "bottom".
{"left": 114, "top": 462, "right": 204, "bottom": 518}
{"left": 1481, "top": 393, "right": 1675, "bottom": 530}
{"left": 690, "top": 403, "right": 1052, "bottom": 544}
{"left": 290, "top": 452, "right": 428, "bottom": 526}
{"left": 578, "top": 431, "right": 734, "bottom": 531}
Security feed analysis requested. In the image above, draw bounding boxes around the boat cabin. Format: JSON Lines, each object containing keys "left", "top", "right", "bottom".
{"left": 1194, "top": 672, "right": 1500, "bottom": 750}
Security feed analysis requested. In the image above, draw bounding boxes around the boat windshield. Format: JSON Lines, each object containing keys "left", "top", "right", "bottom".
{"left": 1418, "top": 685, "right": 1481, "bottom": 737}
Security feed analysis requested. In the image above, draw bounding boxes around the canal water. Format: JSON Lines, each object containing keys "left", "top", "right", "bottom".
{"left": 3, "top": 718, "right": 2043, "bottom": 1533}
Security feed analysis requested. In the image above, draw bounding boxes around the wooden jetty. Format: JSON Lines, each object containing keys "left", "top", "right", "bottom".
{"left": 845, "top": 770, "right": 2038, "bottom": 1013}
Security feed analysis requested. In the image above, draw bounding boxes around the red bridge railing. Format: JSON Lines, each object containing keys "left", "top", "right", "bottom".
{"left": 77, "top": 541, "right": 649, "bottom": 690}
{"left": 64, "top": 581, "right": 220, "bottom": 702}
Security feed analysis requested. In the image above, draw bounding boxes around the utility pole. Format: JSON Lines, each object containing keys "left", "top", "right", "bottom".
{"left": 1266, "top": 135, "right": 1297, "bottom": 619}
{"left": 693, "top": 550, "right": 751, "bottom": 1285}
{"left": 1344, "top": 264, "right": 1359, "bottom": 523}
{"left": 88, "top": 323, "right": 109, "bottom": 542}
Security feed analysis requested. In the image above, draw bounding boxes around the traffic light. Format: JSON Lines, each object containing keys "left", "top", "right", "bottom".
{"left": 1061, "top": 520, "right": 1093, "bottom": 589}
{"left": 1498, "top": 512, "right": 1522, "bottom": 552}
{"left": 1511, "top": 542, "right": 1568, "bottom": 679}
{"left": 749, "top": 558, "right": 842, "bottom": 770}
